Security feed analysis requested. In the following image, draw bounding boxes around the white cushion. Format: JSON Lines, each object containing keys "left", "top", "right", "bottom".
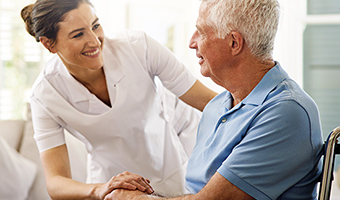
{"left": 0, "top": 120, "right": 25, "bottom": 150}
{"left": 19, "top": 103, "right": 50, "bottom": 200}
{"left": 20, "top": 103, "right": 88, "bottom": 200}
{"left": 0, "top": 135, "right": 37, "bottom": 200}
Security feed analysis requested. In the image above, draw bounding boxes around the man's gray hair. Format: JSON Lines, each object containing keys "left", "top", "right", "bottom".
{"left": 202, "top": 0, "right": 280, "bottom": 60}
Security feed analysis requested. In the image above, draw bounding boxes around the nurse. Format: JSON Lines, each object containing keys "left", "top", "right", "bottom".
{"left": 20, "top": 0, "right": 217, "bottom": 199}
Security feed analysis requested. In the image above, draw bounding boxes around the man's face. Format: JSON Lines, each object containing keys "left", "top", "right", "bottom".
{"left": 189, "top": 2, "right": 230, "bottom": 84}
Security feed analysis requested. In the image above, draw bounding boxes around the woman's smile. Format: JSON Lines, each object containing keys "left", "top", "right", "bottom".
{"left": 82, "top": 48, "right": 100, "bottom": 57}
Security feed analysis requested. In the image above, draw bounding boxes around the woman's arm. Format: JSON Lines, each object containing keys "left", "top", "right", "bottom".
{"left": 140, "top": 32, "right": 217, "bottom": 111}
{"left": 179, "top": 80, "right": 217, "bottom": 112}
{"left": 40, "top": 145, "right": 153, "bottom": 200}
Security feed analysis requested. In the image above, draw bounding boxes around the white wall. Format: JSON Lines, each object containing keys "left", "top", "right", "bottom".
{"left": 274, "top": 0, "right": 306, "bottom": 87}
{"left": 93, "top": 0, "right": 306, "bottom": 93}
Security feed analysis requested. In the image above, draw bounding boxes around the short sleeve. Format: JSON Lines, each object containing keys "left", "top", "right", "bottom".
{"left": 143, "top": 33, "right": 196, "bottom": 97}
{"left": 217, "top": 100, "right": 317, "bottom": 199}
{"left": 30, "top": 96, "right": 66, "bottom": 152}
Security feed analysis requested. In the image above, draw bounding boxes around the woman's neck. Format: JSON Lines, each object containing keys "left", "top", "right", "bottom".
{"left": 71, "top": 67, "right": 112, "bottom": 107}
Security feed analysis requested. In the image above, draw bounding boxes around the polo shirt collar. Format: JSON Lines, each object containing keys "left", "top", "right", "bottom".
{"left": 242, "top": 61, "right": 288, "bottom": 106}
{"left": 221, "top": 62, "right": 288, "bottom": 110}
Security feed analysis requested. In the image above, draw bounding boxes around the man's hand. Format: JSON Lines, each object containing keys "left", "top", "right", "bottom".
{"left": 104, "top": 189, "right": 157, "bottom": 200}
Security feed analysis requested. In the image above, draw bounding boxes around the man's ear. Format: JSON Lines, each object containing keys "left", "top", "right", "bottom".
{"left": 229, "top": 31, "right": 244, "bottom": 56}
{"left": 39, "top": 36, "right": 57, "bottom": 53}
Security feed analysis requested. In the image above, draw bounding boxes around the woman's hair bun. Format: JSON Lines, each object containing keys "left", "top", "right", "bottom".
{"left": 21, "top": 4, "right": 36, "bottom": 38}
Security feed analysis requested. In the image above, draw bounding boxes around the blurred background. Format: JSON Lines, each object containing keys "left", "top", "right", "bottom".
{"left": 2, "top": 0, "right": 340, "bottom": 198}
{"left": 0, "top": 0, "right": 340, "bottom": 145}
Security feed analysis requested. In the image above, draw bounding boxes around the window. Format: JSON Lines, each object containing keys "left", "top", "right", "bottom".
{"left": 303, "top": 0, "right": 340, "bottom": 138}
{"left": 2, "top": 0, "right": 339, "bottom": 140}
{"left": 0, "top": 1, "right": 49, "bottom": 119}
{"left": 303, "top": 0, "right": 340, "bottom": 168}
{"left": 0, "top": 0, "right": 221, "bottom": 120}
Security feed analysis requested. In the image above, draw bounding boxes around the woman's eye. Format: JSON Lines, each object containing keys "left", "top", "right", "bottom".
{"left": 93, "top": 24, "right": 100, "bottom": 30}
{"left": 73, "top": 32, "right": 84, "bottom": 38}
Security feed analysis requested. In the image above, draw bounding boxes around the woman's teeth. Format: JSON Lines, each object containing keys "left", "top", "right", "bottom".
{"left": 83, "top": 48, "right": 99, "bottom": 56}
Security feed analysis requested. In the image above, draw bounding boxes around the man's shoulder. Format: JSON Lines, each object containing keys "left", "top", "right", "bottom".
{"left": 266, "top": 78, "right": 318, "bottom": 111}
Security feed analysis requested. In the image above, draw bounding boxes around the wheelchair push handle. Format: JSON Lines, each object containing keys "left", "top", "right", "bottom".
{"left": 319, "top": 126, "right": 340, "bottom": 200}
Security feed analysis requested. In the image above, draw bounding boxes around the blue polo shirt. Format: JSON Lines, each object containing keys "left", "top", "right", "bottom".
{"left": 185, "top": 63, "right": 323, "bottom": 200}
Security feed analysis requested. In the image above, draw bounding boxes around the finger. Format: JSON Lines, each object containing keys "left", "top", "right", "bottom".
{"left": 142, "top": 177, "right": 152, "bottom": 186}
{"left": 111, "top": 173, "right": 154, "bottom": 194}
{"left": 131, "top": 180, "right": 147, "bottom": 191}
{"left": 112, "top": 182, "right": 138, "bottom": 191}
{"left": 132, "top": 179, "right": 154, "bottom": 194}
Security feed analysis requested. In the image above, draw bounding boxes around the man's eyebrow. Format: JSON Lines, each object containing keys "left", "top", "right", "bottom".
{"left": 196, "top": 25, "right": 203, "bottom": 33}
{"left": 68, "top": 17, "right": 99, "bottom": 36}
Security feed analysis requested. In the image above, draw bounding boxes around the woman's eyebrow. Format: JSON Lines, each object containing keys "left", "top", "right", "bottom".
{"left": 69, "top": 27, "right": 85, "bottom": 36}
{"left": 92, "top": 17, "right": 99, "bottom": 25}
{"left": 68, "top": 17, "right": 99, "bottom": 36}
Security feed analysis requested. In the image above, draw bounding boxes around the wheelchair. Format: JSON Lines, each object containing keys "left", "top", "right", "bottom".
{"left": 319, "top": 126, "right": 340, "bottom": 200}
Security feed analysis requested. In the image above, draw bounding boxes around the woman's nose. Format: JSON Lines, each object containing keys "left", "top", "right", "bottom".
{"left": 87, "top": 31, "right": 101, "bottom": 46}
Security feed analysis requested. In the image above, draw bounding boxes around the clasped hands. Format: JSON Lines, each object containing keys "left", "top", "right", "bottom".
{"left": 95, "top": 171, "right": 156, "bottom": 200}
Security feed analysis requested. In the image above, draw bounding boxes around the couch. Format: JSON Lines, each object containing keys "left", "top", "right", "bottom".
{"left": 0, "top": 104, "right": 87, "bottom": 200}
{"left": 2, "top": 104, "right": 340, "bottom": 199}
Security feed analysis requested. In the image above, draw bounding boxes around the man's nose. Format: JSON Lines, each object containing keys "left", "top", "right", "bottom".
{"left": 189, "top": 30, "right": 198, "bottom": 49}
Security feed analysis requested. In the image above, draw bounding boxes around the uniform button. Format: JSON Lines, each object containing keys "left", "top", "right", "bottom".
{"left": 221, "top": 118, "right": 227, "bottom": 123}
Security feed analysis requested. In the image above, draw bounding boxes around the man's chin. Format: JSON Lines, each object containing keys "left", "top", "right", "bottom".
{"left": 200, "top": 68, "right": 210, "bottom": 78}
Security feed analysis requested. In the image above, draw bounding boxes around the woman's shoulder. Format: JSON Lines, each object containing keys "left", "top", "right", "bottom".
{"left": 104, "top": 30, "right": 150, "bottom": 50}
{"left": 31, "top": 55, "right": 68, "bottom": 95}
{"left": 105, "top": 30, "right": 146, "bottom": 43}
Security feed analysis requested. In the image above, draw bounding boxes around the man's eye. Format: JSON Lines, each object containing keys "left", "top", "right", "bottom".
{"left": 73, "top": 32, "right": 84, "bottom": 38}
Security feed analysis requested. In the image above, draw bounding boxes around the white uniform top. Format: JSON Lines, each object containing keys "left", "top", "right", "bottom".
{"left": 30, "top": 31, "right": 200, "bottom": 196}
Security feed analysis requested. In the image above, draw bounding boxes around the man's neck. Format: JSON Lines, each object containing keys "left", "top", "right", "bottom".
{"left": 228, "top": 59, "right": 275, "bottom": 108}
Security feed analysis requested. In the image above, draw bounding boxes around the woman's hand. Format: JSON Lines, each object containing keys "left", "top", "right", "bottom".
{"left": 93, "top": 171, "right": 154, "bottom": 199}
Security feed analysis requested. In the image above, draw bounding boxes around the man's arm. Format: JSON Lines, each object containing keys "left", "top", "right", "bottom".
{"left": 105, "top": 172, "right": 254, "bottom": 200}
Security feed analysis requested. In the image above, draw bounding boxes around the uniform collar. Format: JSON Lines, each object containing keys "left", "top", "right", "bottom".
{"left": 56, "top": 40, "right": 125, "bottom": 103}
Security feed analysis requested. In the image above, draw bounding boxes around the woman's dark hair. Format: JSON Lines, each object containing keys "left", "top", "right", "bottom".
{"left": 21, "top": 0, "right": 93, "bottom": 43}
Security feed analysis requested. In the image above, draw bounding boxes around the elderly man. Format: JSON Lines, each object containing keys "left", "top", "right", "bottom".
{"left": 105, "top": 0, "right": 323, "bottom": 199}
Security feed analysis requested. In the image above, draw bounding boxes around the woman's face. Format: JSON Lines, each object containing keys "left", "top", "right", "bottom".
{"left": 51, "top": 3, "right": 104, "bottom": 74}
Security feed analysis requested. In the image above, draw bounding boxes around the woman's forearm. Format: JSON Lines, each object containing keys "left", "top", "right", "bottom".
{"left": 179, "top": 80, "right": 217, "bottom": 111}
{"left": 46, "top": 175, "right": 103, "bottom": 200}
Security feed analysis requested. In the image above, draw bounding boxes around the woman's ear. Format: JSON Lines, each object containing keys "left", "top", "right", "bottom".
{"left": 39, "top": 36, "right": 57, "bottom": 53}
{"left": 229, "top": 31, "right": 244, "bottom": 56}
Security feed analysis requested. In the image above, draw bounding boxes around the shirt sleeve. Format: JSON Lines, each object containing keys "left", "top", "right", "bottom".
{"left": 217, "top": 100, "right": 319, "bottom": 200}
{"left": 30, "top": 96, "right": 66, "bottom": 153}
{"left": 142, "top": 32, "right": 196, "bottom": 97}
